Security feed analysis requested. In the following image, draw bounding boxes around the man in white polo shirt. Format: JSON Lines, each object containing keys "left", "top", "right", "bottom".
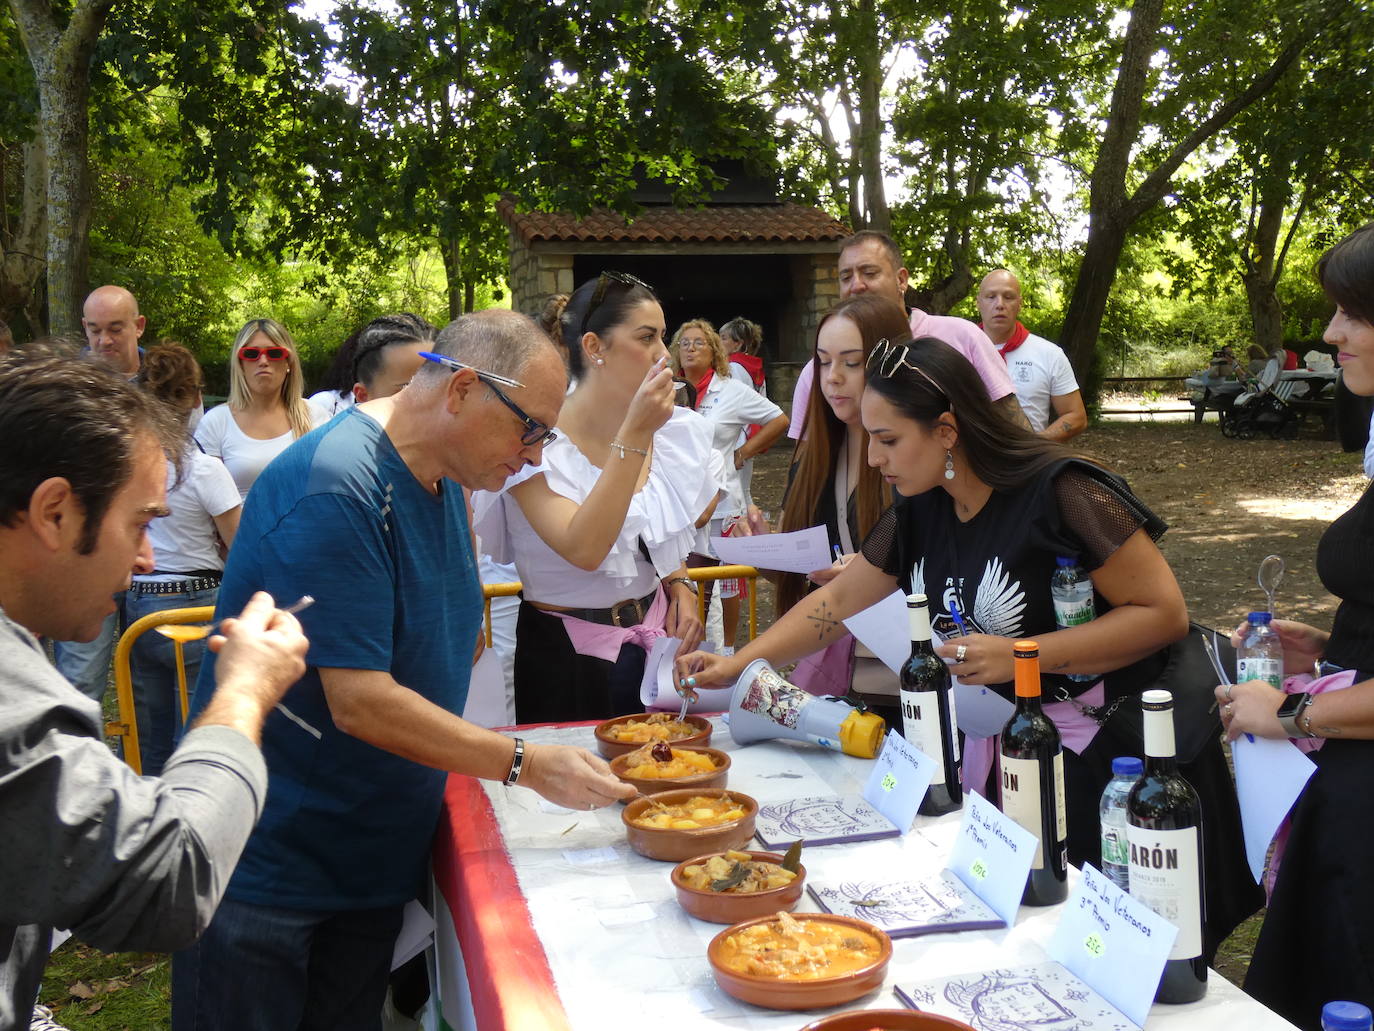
{"left": 977, "top": 268, "right": 1087, "bottom": 442}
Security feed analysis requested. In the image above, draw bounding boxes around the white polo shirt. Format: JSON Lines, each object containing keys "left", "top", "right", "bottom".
{"left": 695, "top": 374, "right": 783, "bottom": 520}
{"left": 1002, "top": 332, "right": 1079, "bottom": 433}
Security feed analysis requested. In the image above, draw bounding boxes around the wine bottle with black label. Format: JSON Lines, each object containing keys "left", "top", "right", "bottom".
{"left": 998, "top": 640, "right": 1068, "bottom": 905}
{"left": 1127, "top": 689, "right": 1207, "bottom": 1003}
{"left": 900, "top": 593, "right": 961, "bottom": 815}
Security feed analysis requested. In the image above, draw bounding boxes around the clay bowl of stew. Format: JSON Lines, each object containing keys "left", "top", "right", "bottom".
{"left": 594, "top": 712, "right": 712, "bottom": 760}
{"left": 671, "top": 849, "right": 807, "bottom": 923}
{"left": 610, "top": 745, "right": 730, "bottom": 798}
{"left": 798, "top": 1010, "right": 975, "bottom": 1031}
{"left": 621, "top": 787, "right": 757, "bottom": 862}
{"left": 707, "top": 913, "right": 892, "bottom": 1011}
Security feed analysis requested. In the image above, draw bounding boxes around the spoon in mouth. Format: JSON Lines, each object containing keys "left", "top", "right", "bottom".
{"left": 155, "top": 595, "right": 315, "bottom": 642}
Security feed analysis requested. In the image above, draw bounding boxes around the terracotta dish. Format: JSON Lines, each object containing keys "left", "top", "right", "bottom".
{"left": 707, "top": 913, "right": 892, "bottom": 1011}
{"left": 622, "top": 788, "right": 758, "bottom": 862}
{"left": 594, "top": 713, "right": 712, "bottom": 760}
{"left": 610, "top": 746, "right": 730, "bottom": 797}
{"left": 671, "top": 849, "right": 806, "bottom": 923}
{"left": 798, "top": 1010, "right": 975, "bottom": 1031}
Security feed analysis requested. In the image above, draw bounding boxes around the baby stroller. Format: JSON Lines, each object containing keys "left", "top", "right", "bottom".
{"left": 1220, "top": 358, "right": 1302, "bottom": 439}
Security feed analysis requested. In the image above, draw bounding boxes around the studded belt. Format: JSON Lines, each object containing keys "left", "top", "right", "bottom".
{"left": 130, "top": 576, "right": 221, "bottom": 596}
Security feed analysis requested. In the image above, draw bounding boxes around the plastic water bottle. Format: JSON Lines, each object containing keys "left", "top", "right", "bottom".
{"left": 1322, "top": 1002, "right": 1373, "bottom": 1031}
{"left": 1099, "top": 756, "right": 1142, "bottom": 892}
{"left": 1051, "top": 556, "right": 1096, "bottom": 682}
{"left": 1237, "top": 611, "right": 1283, "bottom": 689}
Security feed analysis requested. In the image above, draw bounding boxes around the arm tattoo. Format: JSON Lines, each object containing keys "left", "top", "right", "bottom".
{"left": 806, "top": 599, "right": 842, "bottom": 642}
{"left": 1318, "top": 725, "right": 1342, "bottom": 736}
{"left": 1047, "top": 660, "right": 1070, "bottom": 671}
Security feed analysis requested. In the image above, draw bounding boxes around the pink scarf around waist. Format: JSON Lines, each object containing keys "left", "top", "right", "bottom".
{"left": 546, "top": 586, "right": 669, "bottom": 663}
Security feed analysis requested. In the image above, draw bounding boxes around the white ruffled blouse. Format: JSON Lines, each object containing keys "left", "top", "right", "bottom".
{"left": 471, "top": 408, "right": 724, "bottom": 608}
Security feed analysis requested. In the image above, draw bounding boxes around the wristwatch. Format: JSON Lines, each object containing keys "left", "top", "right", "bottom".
{"left": 1276, "top": 692, "right": 1316, "bottom": 738}
{"left": 665, "top": 576, "right": 698, "bottom": 595}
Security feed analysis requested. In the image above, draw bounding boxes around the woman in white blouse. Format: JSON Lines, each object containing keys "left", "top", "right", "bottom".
{"left": 473, "top": 273, "right": 715, "bottom": 723}
{"left": 195, "top": 318, "right": 325, "bottom": 498}
{"left": 673, "top": 319, "right": 788, "bottom": 654}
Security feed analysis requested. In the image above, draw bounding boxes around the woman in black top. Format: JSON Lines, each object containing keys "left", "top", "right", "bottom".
{"left": 1221, "top": 224, "right": 1374, "bottom": 1029}
{"left": 680, "top": 333, "right": 1260, "bottom": 958}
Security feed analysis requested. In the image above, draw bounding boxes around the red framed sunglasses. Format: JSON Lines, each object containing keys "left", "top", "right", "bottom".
{"left": 239, "top": 345, "right": 289, "bottom": 361}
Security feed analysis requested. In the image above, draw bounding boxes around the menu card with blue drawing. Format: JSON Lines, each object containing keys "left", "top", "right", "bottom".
{"left": 753, "top": 794, "right": 900, "bottom": 849}
{"left": 808, "top": 869, "right": 1004, "bottom": 938}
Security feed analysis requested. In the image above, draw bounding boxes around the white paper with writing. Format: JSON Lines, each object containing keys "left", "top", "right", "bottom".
{"left": 710, "top": 525, "right": 832, "bottom": 574}
{"left": 861, "top": 729, "right": 936, "bottom": 833}
{"left": 946, "top": 790, "right": 1037, "bottom": 927}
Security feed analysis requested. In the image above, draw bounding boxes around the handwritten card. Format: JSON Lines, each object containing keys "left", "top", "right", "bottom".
{"left": 638, "top": 637, "right": 732, "bottom": 713}
{"left": 946, "top": 790, "right": 1037, "bottom": 927}
{"left": 861, "top": 730, "right": 936, "bottom": 833}
{"left": 843, "top": 590, "right": 908, "bottom": 673}
{"left": 1047, "top": 863, "right": 1176, "bottom": 1028}
{"left": 710, "top": 525, "right": 832, "bottom": 574}
{"left": 753, "top": 794, "right": 900, "bottom": 849}
{"left": 896, "top": 962, "right": 1136, "bottom": 1031}
{"left": 1231, "top": 734, "right": 1317, "bottom": 883}
{"left": 809, "top": 870, "right": 1003, "bottom": 938}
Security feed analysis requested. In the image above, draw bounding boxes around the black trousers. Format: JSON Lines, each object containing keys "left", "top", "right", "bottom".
{"left": 513, "top": 600, "right": 649, "bottom": 724}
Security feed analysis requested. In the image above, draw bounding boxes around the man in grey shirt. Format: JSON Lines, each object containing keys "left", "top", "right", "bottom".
{"left": 0, "top": 355, "right": 309, "bottom": 1027}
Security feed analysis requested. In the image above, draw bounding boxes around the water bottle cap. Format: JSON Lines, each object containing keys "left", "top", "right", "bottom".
{"left": 1248, "top": 611, "right": 1273, "bottom": 624}
{"left": 1111, "top": 756, "right": 1144, "bottom": 777}
{"left": 1056, "top": 556, "right": 1077, "bottom": 567}
{"left": 1321, "top": 1001, "right": 1373, "bottom": 1030}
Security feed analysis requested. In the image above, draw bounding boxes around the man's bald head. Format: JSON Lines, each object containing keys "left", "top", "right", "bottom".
{"left": 83, "top": 285, "right": 146, "bottom": 376}
{"left": 976, "top": 269, "right": 1023, "bottom": 346}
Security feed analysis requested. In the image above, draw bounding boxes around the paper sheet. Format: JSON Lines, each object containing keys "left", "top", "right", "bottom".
{"left": 710, "top": 525, "right": 833, "bottom": 574}
{"left": 862, "top": 729, "right": 937, "bottom": 833}
{"left": 1230, "top": 734, "right": 1317, "bottom": 883}
{"left": 391, "top": 899, "right": 436, "bottom": 970}
{"left": 639, "top": 637, "right": 732, "bottom": 713}
{"left": 843, "top": 590, "right": 908, "bottom": 672}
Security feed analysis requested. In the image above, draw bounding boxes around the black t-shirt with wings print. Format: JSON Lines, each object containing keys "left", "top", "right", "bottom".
{"left": 861, "top": 459, "right": 1167, "bottom": 700}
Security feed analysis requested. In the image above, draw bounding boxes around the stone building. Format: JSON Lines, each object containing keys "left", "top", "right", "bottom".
{"left": 497, "top": 193, "right": 849, "bottom": 398}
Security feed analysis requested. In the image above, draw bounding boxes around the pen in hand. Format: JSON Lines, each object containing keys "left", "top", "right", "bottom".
{"left": 832, "top": 544, "right": 843, "bottom": 563}
{"left": 949, "top": 600, "right": 969, "bottom": 637}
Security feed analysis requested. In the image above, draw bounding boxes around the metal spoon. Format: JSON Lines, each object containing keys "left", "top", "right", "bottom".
{"left": 1258, "top": 554, "right": 1285, "bottom": 616}
{"left": 155, "top": 595, "right": 315, "bottom": 642}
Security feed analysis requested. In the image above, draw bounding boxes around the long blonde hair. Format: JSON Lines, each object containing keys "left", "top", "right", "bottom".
{"left": 670, "top": 319, "right": 728, "bottom": 377}
{"left": 226, "top": 318, "right": 314, "bottom": 438}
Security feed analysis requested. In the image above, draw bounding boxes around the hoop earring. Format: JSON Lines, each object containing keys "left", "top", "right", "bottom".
{"left": 944, "top": 450, "right": 955, "bottom": 480}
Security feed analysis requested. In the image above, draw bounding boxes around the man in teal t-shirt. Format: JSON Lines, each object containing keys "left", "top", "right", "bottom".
{"left": 174, "top": 310, "right": 634, "bottom": 1031}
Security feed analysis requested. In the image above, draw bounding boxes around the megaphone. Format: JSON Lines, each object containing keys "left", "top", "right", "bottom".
{"left": 728, "top": 660, "right": 886, "bottom": 759}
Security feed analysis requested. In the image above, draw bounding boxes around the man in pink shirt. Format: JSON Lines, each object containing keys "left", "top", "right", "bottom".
{"left": 789, "top": 231, "right": 1027, "bottom": 438}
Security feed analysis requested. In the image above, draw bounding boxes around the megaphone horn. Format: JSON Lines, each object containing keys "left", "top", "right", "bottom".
{"left": 728, "top": 660, "right": 885, "bottom": 759}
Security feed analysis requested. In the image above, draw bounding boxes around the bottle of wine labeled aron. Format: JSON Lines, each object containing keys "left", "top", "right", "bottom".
{"left": 998, "top": 640, "right": 1068, "bottom": 905}
{"left": 1127, "top": 689, "right": 1207, "bottom": 1004}
{"left": 899, "top": 593, "right": 961, "bottom": 815}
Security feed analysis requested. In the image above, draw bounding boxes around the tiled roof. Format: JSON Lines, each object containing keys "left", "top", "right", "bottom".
{"left": 498, "top": 197, "right": 849, "bottom": 246}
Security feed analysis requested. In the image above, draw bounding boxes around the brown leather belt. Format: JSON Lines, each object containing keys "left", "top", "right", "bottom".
{"left": 533, "top": 588, "right": 659, "bottom": 628}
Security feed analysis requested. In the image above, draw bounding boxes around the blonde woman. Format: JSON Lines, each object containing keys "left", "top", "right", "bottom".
{"left": 195, "top": 318, "right": 325, "bottom": 498}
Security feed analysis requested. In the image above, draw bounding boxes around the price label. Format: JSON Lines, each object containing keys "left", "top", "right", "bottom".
{"left": 880, "top": 773, "right": 898, "bottom": 792}
{"left": 1083, "top": 933, "right": 1105, "bottom": 958}
{"left": 969, "top": 858, "right": 989, "bottom": 881}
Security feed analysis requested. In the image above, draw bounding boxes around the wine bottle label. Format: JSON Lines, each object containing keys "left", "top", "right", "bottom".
{"left": 999, "top": 752, "right": 1065, "bottom": 868}
{"left": 901, "top": 690, "right": 947, "bottom": 786}
{"left": 1236, "top": 656, "right": 1282, "bottom": 690}
{"left": 1126, "top": 825, "right": 1203, "bottom": 959}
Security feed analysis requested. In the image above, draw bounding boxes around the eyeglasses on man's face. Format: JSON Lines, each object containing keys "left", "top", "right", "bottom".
{"left": 417, "top": 351, "right": 557, "bottom": 447}
{"left": 239, "top": 346, "right": 289, "bottom": 362}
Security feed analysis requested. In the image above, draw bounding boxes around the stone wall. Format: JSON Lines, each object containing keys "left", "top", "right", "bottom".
{"left": 507, "top": 234, "right": 574, "bottom": 315}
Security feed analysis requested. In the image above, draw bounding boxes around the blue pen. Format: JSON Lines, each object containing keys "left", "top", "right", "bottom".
{"left": 949, "top": 600, "right": 969, "bottom": 637}
{"left": 832, "top": 544, "right": 843, "bottom": 563}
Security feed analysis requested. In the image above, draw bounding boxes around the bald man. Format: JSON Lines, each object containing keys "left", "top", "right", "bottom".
{"left": 82, "top": 285, "right": 146, "bottom": 378}
{"left": 977, "top": 269, "right": 1087, "bottom": 442}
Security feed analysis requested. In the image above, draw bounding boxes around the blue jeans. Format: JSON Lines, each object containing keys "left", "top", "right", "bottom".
{"left": 53, "top": 592, "right": 127, "bottom": 702}
{"left": 125, "top": 586, "right": 219, "bottom": 776}
{"left": 172, "top": 897, "right": 405, "bottom": 1031}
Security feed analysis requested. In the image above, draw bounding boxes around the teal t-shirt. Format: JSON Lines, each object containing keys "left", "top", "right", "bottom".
{"left": 190, "top": 408, "right": 481, "bottom": 909}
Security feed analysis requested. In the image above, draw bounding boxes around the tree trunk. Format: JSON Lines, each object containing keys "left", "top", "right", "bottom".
{"left": 0, "top": 140, "right": 48, "bottom": 330}
{"left": 852, "top": 0, "right": 889, "bottom": 233}
{"left": 1060, "top": 213, "right": 1131, "bottom": 394}
{"left": 464, "top": 277, "right": 475, "bottom": 315}
{"left": 1241, "top": 172, "right": 1292, "bottom": 357}
{"left": 440, "top": 235, "right": 462, "bottom": 320}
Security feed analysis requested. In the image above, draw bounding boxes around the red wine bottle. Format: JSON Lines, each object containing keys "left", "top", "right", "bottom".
{"left": 998, "top": 640, "right": 1068, "bottom": 905}
{"left": 1127, "top": 689, "right": 1207, "bottom": 1003}
{"left": 899, "top": 594, "right": 961, "bottom": 815}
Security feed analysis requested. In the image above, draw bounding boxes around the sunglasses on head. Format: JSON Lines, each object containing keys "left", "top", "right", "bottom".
{"left": 865, "top": 338, "right": 950, "bottom": 403}
{"left": 239, "top": 346, "right": 289, "bottom": 362}
{"left": 579, "top": 270, "right": 653, "bottom": 336}
{"left": 417, "top": 351, "right": 557, "bottom": 447}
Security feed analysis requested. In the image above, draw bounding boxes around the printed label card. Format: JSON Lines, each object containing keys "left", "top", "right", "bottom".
{"left": 861, "top": 729, "right": 937, "bottom": 834}
{"left": 946, "top": 790, "right": 1037, "bottom": 927}
{"left": 808, "top": 869, "right": 1004, "bottom": 938}
{"left": 1047, "top": 863, "right": 1177, "bottom": 1028}
{"left": 753, "top": 794, "right": 900, "bottom": 849}
{"left": 895, "top": 961, "right": 1138, "bottom": 1031}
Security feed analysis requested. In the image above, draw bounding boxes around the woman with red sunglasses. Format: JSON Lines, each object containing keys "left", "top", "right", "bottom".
{"left": 195, "top": 318, "right": 325, "bottom": 498}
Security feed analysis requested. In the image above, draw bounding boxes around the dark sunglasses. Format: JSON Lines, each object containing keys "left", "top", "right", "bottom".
{"left": 579, "top": 270, "right": 653, "bottom": 336}
{"left": 865, "top": 338, "right": 948, "bottom": 402}
{"left": 239, "top": 346, "right": 289, "bottom": 362}
{"left": 417, "top": 351, "right": 557, "bottom": 447}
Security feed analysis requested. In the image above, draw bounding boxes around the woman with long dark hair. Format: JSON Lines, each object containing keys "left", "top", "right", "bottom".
{"left": 1220, "top": 223, "right": 1374, "bottom": 1028}
{"left": 473, "top": 273, "right": 715, "bottom": 722}
{"left": 679, "top": 333, "right": 1260, "bottom": 960}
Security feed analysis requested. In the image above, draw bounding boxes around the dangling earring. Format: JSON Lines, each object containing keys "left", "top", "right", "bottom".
{"left": 944, "top": 450, "right": 955, "bottom": 480}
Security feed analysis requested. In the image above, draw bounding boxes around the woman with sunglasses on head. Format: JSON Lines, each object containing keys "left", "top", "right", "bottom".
{"left": 679, "top": 334, "right": 1260, "bottom": 959}
{"left": 195, "top": 318, "right": 325, "bottom": 498}
{"left": 473, "top": 273, "right": 719, "bottom": 723}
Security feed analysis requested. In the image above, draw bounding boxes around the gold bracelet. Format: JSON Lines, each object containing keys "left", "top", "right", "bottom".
{"left": 609, "top": 439, "right": 649, "bottom": 459}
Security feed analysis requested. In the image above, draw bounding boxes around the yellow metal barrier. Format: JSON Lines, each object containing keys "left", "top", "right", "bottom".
{"left": 687, "top": 565, "right": 761, "bottom": 641}
{"left": 111, "top": 605, "right": 215, "bottom": 775}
